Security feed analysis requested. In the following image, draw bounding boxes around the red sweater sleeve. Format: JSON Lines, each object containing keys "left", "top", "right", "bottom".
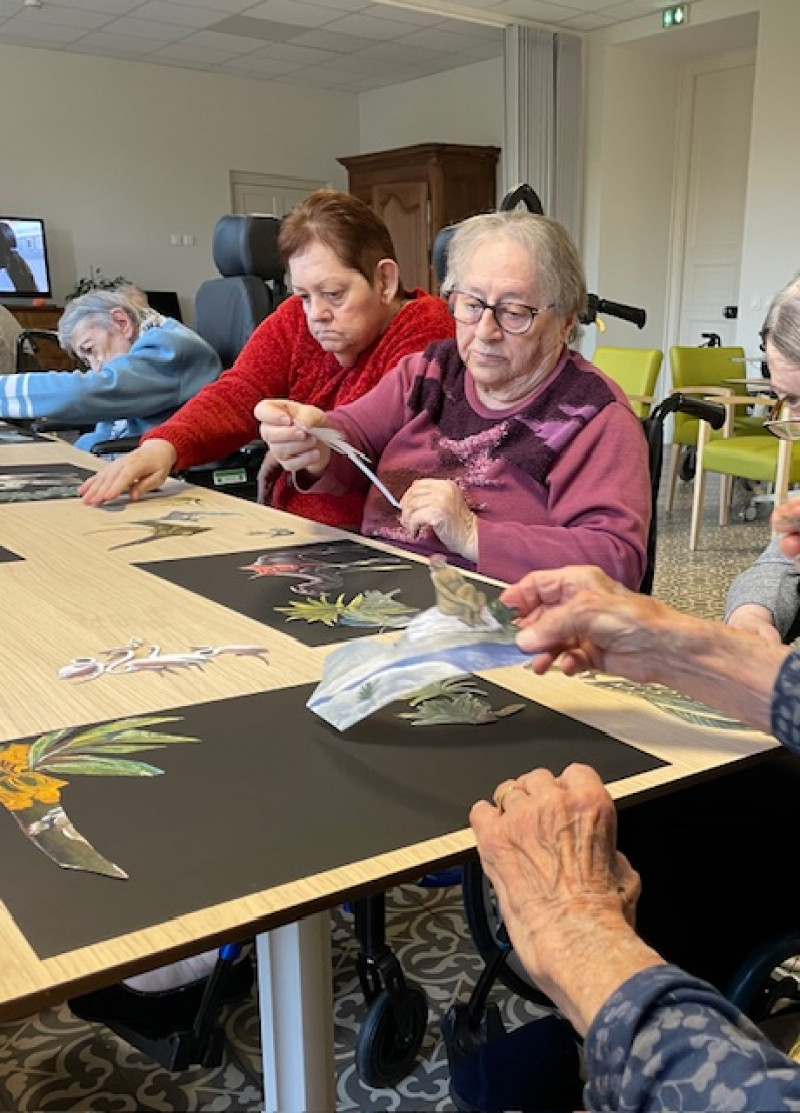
{"left": 141, "top": 297, "right": 300, "bottom": 467}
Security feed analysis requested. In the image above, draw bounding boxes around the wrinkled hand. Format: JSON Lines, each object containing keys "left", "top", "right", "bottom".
{"left": 500, "top": 565, "right": 669, "bottom": 678}
{"left": 726, "top": 603, "right": 781, "bottom": 643}
{"left": 470, "top": 764, "right": 641, "bottom": 998}
{"left": 79, "top": 439, "right": 177, "bottom": 506}
{"left": 400, "top": 479, "right": 477, "bottom": 562}
{"left": 254, "top": 399, "right": 330, "bottom": 478}
{"left": 772, "top": 499, "right": 800, "bottom": 562}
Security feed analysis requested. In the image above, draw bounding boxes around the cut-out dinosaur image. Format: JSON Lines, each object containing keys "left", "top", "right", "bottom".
{"left": 0, "top": 716, "right": 198, "bottom": 878}
{"left": 240, "top": 545, "right": 411, "bottom": 596}
{"left": 89, "top": 496, "right": 241, "bottom": 549}
{"left": 58, "top": 638, "right": 269, "bottom": 682}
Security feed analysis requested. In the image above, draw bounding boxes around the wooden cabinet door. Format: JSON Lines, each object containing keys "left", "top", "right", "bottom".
{"left": 372, "top": 181, "right": 430, "bottom": 292}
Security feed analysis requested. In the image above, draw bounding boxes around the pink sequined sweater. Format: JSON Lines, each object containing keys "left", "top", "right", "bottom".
{"left": 305, "top": 339, "right": 651, "bottom": 588}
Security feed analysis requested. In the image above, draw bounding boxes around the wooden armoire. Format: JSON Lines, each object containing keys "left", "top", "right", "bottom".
{"left": 338, "top": 142, "right": 500, "bottom": 292}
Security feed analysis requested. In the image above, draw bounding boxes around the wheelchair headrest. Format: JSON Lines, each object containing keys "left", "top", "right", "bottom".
{"left": 432, "top": 185, "right": 546, "bottom": 286}
{"left": 432, "top": 224, "right": 457, "bottom": 286}
{"left": 212, "top": 215, "right": 284, "bottom": 283}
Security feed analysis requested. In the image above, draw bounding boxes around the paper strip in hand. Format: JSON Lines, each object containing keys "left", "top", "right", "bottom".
{"left": 299, "top": 423, "right": 401, "bottom": 509}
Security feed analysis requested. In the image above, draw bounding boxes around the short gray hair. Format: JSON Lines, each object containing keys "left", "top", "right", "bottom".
{"left": 442, "top": 211, "right": 588, "bottom": 337}
{"left": 762, "top": 274, "right": 800, "bottom": 364}
{"left": 58, "top": 289, "right": 145, "bottom": 356}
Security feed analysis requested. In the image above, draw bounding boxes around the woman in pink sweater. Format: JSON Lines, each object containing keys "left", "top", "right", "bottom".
{"left": 80, "top": 190, "right": 453, "bottom": 530}
{"left": 257, "top": 211, "right": 651, "bottom": 589}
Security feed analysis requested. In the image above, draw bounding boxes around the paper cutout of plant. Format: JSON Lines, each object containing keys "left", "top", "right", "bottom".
{"left": 276, "top": 589, "right": 419, "bottom": 629}
{"left": 0, "top": 715, "right": 198, "bottom": 879}
{"left": 396, "top": 676, "right": 525, "bottom": 727}
{"left": 586, "top": 676, "right": 745, "bottom": 731}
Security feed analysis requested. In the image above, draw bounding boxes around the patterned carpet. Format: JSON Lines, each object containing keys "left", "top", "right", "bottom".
{"left": 0, "top": 470, "right": 776, "bottom": 1112}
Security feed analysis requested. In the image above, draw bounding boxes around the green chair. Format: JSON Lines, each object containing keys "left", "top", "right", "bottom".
{"left": 667, "top": 345, "right": 762, "bottom": 510}
{"left": 592, "top": 346, "right": 663, "bottom": 418}
{"left": 689, "top": 399, "right": 800, "bottom": 549}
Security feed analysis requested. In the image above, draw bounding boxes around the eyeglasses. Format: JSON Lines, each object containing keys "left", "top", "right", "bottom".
{"left": 447, "top": 291, "right": 554, "bottom": 335}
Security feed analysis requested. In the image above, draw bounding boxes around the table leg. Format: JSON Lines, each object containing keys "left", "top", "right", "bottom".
{"left": 256, "top": 912, "right": 335, "bottom": 1113}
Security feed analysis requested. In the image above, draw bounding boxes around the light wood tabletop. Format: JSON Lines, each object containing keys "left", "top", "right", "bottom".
{"left": 0, "top": 429, "right": 780, "bottom": 1108}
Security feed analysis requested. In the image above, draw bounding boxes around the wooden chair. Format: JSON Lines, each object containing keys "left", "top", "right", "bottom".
{"left": 689, "top": 398, "right": 800, "bottom": 549}
{"left": 667, "top": 345, "right": 759, "bottom": 510}
{"left": 592, "top": 345, "right": 663, "bottom": 418}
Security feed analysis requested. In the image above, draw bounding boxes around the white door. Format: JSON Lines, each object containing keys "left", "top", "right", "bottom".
{"left": 230, "top": 171, "right": 330, "bottom": 218}
{"left": 677, "top": 58, "right": 754, "bottom": 346}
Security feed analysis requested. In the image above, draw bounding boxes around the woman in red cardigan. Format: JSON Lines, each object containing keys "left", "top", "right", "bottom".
{"left": 80, "top": 190, "right": 454, "bottom": 529}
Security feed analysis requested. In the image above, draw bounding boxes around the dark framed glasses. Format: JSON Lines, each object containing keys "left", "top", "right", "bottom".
{"left": 447, "top": 291, "right": 553, "bottom": 335}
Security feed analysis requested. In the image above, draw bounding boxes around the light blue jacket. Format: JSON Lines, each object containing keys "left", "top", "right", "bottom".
{"left": 0, "top": 317, "right": 221, "bottom": 451}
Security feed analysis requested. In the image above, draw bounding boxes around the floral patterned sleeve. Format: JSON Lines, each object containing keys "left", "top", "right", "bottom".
{"left": 771, "top": 648, "right": 800, "bottom": 756}
{"left": 584, "top": 965, "right": 800, "bottom": 1112}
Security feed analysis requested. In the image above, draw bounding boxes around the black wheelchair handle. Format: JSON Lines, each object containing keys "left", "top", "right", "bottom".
{"left": 498, "top": 184, "right": 544, "bottom": 215}
{"left": 582, "top": 294, "right": 647, "bottom": 330}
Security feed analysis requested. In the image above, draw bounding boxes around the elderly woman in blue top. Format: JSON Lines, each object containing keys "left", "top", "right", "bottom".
{"left": 470, "top": 546, "right": 800, "bottom": 1112}
{"left": 0, "top": 289, "right": 221, "bottom": 451}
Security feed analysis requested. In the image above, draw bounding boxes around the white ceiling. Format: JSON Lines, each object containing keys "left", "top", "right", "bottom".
{"left": 0, "top": 0, "right": 739, "bottom": 93}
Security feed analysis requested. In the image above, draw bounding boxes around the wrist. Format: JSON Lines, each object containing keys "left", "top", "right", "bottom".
{"left": 647, "top": 609, "right": 787, "bottom": 732}
{"left": 521, "top": 908, "right": 665, "bottom": 1036}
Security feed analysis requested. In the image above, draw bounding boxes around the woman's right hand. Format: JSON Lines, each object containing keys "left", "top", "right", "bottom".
{"left": 254, "top": 399, "right": 331, "bottom": 478}
{"left": 79, "top": 439, "right": 178, "bottom": 506}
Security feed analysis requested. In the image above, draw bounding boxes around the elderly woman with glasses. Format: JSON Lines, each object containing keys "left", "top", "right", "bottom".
{"left": 257, "top": 210, "right": 651, "bottom": 587}
{"left": 726, "top": 274, "right": 800, "bottom": 642}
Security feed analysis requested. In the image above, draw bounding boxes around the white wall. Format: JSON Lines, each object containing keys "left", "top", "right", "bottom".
{"left": 582, "top": 41, "right": 683, "bottom": 355}
{"left": 738, "top": 0, "right": 800, "bottom": 345}
{"left": 0, "top": 44, "right": 358, "bottom": 320}
{"left": 581, "top": 0, "right": 800, "bottom": 362}
{"left": 358, "top": 58, "right": 504, "bottom": 154}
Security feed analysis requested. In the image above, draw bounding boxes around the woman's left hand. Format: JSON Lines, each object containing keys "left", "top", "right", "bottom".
{"left": 400, "top": 479, "right": 478, "bottom": 562}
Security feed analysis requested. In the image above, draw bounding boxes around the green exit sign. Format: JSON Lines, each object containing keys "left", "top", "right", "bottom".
{"left": 662, "top": 4, "right": 689, "bottom": 27}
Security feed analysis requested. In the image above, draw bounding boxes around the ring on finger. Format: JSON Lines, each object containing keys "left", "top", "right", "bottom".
{"left": 494, "top": 783, "right": 524, "bottom": 813}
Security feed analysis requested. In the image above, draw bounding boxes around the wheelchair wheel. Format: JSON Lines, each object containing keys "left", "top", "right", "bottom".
{"left": 462, "top": 859, "right": 551, "bottom": 1006}
{"left": 727, "top": 932, "right": 800, "bottom": 1025}
{"left": 355, "top": 982, "right": 428, "bottom": 1087}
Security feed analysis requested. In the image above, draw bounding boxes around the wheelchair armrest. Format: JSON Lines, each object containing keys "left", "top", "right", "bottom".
{"left": 30, "top": 418, "right": 95, "bottom": 436}
{"left": 90, "top": 436, "right": 141, "bottom": 457}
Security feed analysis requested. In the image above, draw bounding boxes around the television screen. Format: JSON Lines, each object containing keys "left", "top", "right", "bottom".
{"left": 0, "top": 217, "right": 53, "bottom": 299}
{"left": 145, "top": 290, "right": 182, "bottom": 322}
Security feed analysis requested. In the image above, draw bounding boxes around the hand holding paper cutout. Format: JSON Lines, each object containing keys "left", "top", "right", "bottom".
{"left": 255, "top": 398, "right": 331, "bottom": 477}
{"left": 308, "top": 558, "right": 527, "bottom": 731}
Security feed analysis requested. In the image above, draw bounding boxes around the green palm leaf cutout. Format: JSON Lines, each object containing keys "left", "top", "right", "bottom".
{"left": 36, "top": 757, "right": 166, "bottom": 777}
{"left": 586, "top": 676, "right": 746, "bottom": 731}
{"left": 406, "top": 675, "right": 487, "bottom": 707}
{"left": 277, "top": 590, "right": 418, "bottom": 629}
{"left": 339, "top": 590, "right": 418, "bottom": 628}
{"left": 399, "top": 688, "right": 526, "bottom": 727}
{"left": 28, "top": 715, "right": 197, "bottom": 770}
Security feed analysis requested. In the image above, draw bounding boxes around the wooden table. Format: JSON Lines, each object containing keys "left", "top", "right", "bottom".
{"left": 0, "top": 431, "right": 780, "bottom": 1110}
